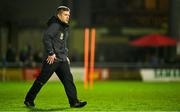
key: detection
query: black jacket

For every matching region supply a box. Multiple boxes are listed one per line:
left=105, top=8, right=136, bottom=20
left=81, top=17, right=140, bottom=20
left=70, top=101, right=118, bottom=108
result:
left=43, top=16, right=69, bottom=61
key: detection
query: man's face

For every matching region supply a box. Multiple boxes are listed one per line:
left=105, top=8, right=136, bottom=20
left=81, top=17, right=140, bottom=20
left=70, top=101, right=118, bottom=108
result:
left=57, top=11, right=70, bottom=24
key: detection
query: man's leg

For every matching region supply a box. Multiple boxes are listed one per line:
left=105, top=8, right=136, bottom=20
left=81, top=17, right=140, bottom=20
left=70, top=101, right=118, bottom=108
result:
left=55, top=61, right=87, bottom=108
left=55, top=61, right=78, bottom=104
left=24, top=61, right=58, bottom=107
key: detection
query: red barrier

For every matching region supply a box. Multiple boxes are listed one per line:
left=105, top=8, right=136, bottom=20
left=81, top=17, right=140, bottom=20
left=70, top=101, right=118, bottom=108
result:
left=22, top=68, right=40, bottom=81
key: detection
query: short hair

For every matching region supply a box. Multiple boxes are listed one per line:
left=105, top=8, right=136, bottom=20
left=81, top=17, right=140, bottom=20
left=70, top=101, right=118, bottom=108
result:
left=56, top=6, right=70, bottom=15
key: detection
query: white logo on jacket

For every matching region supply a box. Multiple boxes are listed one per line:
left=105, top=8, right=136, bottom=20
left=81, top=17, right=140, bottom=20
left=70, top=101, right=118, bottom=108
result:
left=60, top=33, right=64, bottom=40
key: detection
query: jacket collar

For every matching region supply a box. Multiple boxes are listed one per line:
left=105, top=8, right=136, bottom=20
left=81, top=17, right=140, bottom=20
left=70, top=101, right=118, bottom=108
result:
left=47, top=16, right=69, bottom=28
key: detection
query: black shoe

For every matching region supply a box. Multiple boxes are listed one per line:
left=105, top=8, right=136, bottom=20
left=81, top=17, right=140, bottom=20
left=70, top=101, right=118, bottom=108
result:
left=24, top=101, right=35, bottom=108
left=70, top=101, right=87, bottom=108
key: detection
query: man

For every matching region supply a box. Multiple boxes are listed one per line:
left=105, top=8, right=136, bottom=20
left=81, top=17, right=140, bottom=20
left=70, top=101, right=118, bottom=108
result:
left=24, top=6, right=87, bottom=108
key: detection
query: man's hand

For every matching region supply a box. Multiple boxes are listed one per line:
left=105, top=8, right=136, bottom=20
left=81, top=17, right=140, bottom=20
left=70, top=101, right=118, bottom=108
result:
left=46, top=54, right=57, bottom=64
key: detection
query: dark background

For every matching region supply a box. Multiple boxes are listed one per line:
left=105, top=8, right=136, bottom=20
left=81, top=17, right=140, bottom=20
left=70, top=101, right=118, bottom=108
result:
left=0, top=0, right=180, bottom=66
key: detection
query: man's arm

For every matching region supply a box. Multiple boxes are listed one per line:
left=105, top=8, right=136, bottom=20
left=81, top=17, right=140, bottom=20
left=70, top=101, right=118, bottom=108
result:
left=43, top=23, right=59, bottom=64
left=43, top=23, right=59, bottom=55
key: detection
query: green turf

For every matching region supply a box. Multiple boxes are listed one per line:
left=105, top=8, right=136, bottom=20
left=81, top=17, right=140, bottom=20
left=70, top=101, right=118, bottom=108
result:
left=0, top=81, right=180, bottom=111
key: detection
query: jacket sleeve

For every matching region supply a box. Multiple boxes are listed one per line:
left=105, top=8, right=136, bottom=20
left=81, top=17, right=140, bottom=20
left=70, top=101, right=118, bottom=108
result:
left=43, top=23, right=59, bottom=56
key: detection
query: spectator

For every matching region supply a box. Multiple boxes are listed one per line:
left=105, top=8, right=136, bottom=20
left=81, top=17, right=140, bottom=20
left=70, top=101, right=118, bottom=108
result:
left=6, top=44, right=16, bottom=62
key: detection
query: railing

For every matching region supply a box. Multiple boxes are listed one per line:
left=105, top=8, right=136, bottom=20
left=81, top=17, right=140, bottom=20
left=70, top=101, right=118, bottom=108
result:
left=0, top=62, right=180, bottom=69
left=0, top=62, right=179, bottom=81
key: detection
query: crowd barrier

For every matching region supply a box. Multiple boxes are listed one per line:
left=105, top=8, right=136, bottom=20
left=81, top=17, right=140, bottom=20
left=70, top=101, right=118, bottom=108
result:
left=0, top=66, right=109, bottom=81
left=0, top=62, right=180, bottom=82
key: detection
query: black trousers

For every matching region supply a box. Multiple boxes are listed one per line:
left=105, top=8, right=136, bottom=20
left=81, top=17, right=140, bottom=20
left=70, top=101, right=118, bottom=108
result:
left=25, top=60, right=78, bottom=105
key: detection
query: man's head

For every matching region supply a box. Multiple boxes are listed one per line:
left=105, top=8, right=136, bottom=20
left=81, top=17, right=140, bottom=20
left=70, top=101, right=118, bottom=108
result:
left=56, top=6, right=70, bottom=24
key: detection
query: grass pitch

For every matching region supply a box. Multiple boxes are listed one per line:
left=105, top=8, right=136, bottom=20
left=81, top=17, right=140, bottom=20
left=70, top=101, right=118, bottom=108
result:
left=0, top=81, right=180, bottom=111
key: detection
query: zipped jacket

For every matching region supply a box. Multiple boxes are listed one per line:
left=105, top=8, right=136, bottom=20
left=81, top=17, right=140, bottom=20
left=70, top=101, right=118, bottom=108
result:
left=43, top=16, right=69, bottom=61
